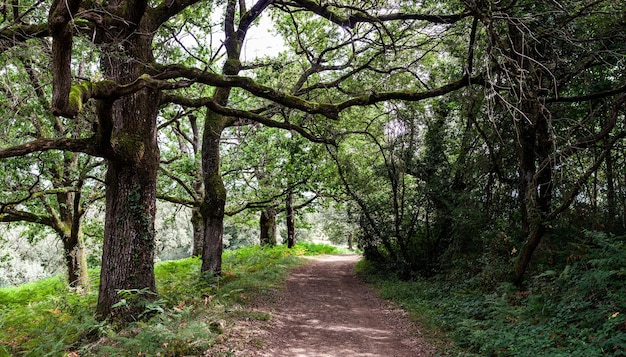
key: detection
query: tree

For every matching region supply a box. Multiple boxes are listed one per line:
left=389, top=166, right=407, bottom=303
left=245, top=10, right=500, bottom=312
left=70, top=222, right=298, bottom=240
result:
left=0, top=33, right=104, bottom=289
left=0, top=0, right=482, bottom=320
left=157, top=109, right=205, bottom=256
left=222, top=125, right=323, bottom=247
left=0, top=154, right=103, bottom=289
left=0, top=0, right=199, bottom=320
left=470, top=0, right=626, bottom=284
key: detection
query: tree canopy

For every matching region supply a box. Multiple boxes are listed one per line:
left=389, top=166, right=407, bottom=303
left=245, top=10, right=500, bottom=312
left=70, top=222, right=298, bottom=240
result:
left=0, top=0, right=624, bottom=323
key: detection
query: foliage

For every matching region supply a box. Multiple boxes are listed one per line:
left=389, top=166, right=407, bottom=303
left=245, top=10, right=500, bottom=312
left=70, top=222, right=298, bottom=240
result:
left=294, top=242, right=348, bottom=255
left=357, top=230, right=626, bottom=356
left=0, top=243, right=337, bottom=355
left=0, top=227, right=66, bottom=286
left=0, top=0, right=625, bottom=339
left=331, top=97, right=486, bottom=278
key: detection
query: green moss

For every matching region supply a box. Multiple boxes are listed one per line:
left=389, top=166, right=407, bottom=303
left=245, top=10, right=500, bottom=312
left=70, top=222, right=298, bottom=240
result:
left=205, top=173, right=226, bottom=199
left=111, top=134, right=145, bottom=161
left=68, top=82, right=91, bottom=114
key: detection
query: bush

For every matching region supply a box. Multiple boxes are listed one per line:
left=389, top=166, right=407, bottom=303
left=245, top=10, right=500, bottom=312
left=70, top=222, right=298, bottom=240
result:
left=357, top=231, right=626, bottom=356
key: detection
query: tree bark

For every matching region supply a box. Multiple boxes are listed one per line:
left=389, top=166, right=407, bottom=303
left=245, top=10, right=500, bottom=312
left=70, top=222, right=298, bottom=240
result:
left=605, top=151, right=617, bottom=232
left=95, top=20, right=160, bottom=320
left=506, top=23, right=554, bottom=286
left=96, top=89, right=160, bottom=320
left=260, top=206, right=277, bottom=246
left=191, top=206, right=204, bottom=257
left=286, top=190, right=295, bottom=248
left=62, top=228, right=88, bottom=288
left=347, top=232, right=353, bottom=250
left=54, top=154, right=89, bottom=288
left=190, top=113, right=205, bottom=257
left=200, top=114, right=226, bottom=275
left=63, top=188, right=88, bottom=289
left=198, top=0, right=270, bottom=275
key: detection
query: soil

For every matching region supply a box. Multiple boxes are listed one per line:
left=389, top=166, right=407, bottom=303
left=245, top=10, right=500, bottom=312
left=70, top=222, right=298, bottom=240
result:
left=209, top=254, right=439, bottom=357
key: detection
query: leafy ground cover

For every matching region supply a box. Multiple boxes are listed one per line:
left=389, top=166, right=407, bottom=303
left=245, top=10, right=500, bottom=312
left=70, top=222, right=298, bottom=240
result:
left=0, top=242, right=344, bottom=356
left=356, top=231, right=626, bottom=356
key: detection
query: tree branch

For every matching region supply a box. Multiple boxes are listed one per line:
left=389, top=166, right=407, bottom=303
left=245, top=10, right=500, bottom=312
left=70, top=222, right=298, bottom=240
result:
left=337, top=74, right=483, bottom=110
left=279, top=0, right=470, bottom=28
left=48, top=0, right=82, bottom=117
left=158, top=64, right=483, bottom=118
left=162, top=93, right=335, bottom=144
left=158, top=166, right=200, bottom=201
left=0, top=137, right=99, bottom=159
left=156, top=64, right=340, bottom=119
left=148, top=0, right=203, bottom=30
left=547, top=82, right=626, bottom=103
left=0, top=23, right=48, bottom=54
left=225, top=179, right=310, bottom=216
left=156, top=194, right=196, bottom=207
left=0, top=208, right=54, bottom=226
left=547, top=131, right=626, bottom=221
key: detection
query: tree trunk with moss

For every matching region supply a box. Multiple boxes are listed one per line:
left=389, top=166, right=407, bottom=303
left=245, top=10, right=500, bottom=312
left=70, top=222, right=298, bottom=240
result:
left=200, top=114, right=227, bottom=275
left=286, top=190, right=296, bottom=248
left=197, top=0, right=271, bottom=276
left=191, top=206, right=204, bottom=257
left=62, top=229, right=88, bottom=288
left=62, top=153, right=89, bottom=288
left=94, top=16, right=160, bottom=320
left=260, top=206, right=277, bottom=246
left=57, top=187, right=89, bottom=288
left=96, top=91, right=160, bottom=320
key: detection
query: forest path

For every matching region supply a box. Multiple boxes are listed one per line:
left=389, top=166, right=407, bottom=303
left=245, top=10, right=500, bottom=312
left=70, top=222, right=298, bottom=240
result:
left=213, top=254, right=437, bottom=356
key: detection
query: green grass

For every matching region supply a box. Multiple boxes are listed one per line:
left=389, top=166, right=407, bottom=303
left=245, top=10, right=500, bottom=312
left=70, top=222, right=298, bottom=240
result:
left=0, top=275, right=67, bottom=305
left=0, top=243, right=338, bottom=356
left=294, top=241, right=353, bottom=255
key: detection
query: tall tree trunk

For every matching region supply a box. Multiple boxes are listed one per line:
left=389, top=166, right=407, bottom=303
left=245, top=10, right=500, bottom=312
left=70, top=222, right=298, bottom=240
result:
left=260, top=206, right=277, bottom=246
left=95, top=25, right=160, bottom=320
left=198, top=0, right=269, bottom=275
left=347, top=232, right=353, bottom=250
left=605, top=151, right=617, bottom=232
left=63, top=231, right=88, bottom=288
left=96, top=87, right=160, bottom=319
left=199, top=1, right=237, bottom=275
left=56, top=167, right=89, bottom=289
left=286, top=190, right=295, bottom=248
left=200, top=115, right=226, bottom=275
left=191, top=206, right=204, bottom=257
left=190, top=113, right=205, bottom=257
left=513, top=120, right=553, bottom=285
left=508, top=24, right=554, bottom=286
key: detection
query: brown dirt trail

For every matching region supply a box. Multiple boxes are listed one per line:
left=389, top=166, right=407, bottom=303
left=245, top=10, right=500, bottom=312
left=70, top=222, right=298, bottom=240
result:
left=212, top=254, right=438, bottom=357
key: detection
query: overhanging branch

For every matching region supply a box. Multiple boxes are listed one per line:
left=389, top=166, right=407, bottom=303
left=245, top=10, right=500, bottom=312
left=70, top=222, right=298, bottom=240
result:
left=159, top=64, right=482, bottom=119
left=337, top=74, right=482, bottom=110
left=547, top=82, right=626, bottom=103
left=279, top=0, right=470, bottom=27
left=156, top=194, right=196, bottom=207
left=156, top=64, right=340, bottom=119
left=162, top=93, right=334, bottom=144
left=0, top=208, right=54, bottom=226
left=0, top=137, right=99, bottom=159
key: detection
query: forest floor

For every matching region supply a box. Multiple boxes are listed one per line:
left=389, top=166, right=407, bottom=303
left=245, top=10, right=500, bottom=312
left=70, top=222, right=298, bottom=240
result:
left=208, top=254, right=439, bottom=356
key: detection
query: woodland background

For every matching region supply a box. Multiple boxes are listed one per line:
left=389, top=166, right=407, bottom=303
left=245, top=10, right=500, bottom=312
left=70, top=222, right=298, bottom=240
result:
left=0, top=0, right=625, bottom=355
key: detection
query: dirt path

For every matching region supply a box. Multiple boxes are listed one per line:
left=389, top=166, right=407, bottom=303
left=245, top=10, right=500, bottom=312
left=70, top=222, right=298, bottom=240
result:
left=214, top=254, right=437, bottom=357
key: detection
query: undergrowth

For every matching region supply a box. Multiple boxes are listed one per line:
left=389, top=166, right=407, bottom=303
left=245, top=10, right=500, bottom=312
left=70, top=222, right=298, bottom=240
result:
left=356, top=230, right=626, bottom=356
left=0, top=243, right=336, bottom=356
